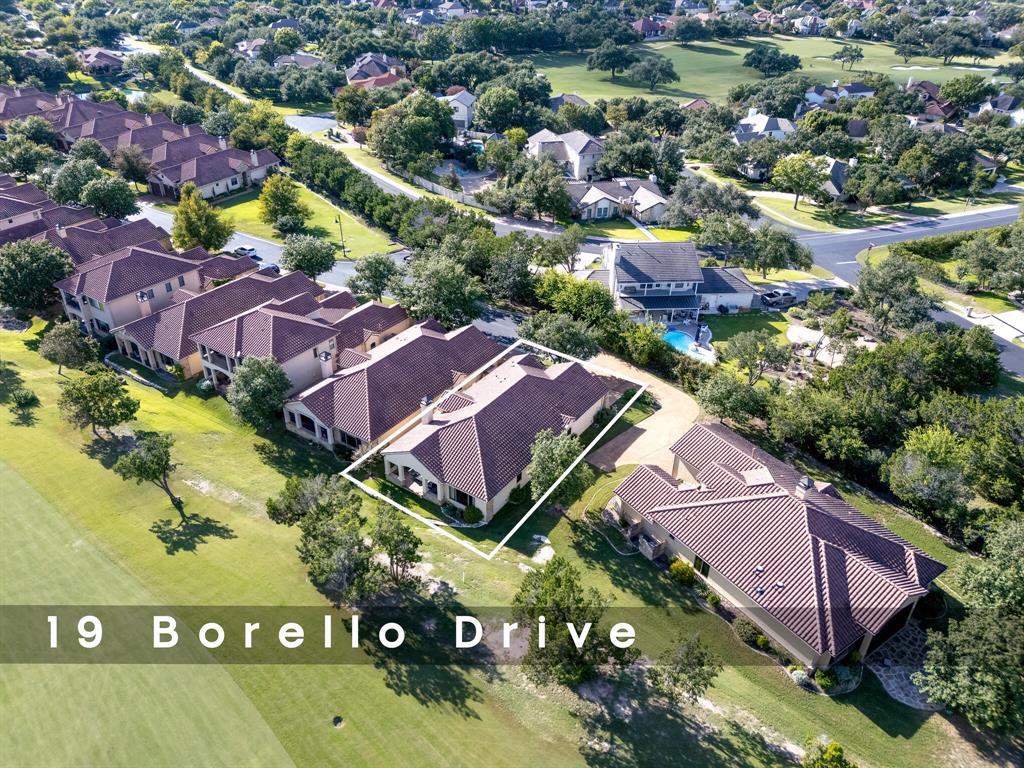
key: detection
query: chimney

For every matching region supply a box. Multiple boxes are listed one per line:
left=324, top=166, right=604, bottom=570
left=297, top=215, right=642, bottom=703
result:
left=136, top=290, right=152, bottom=316
left=420, top=395, right=434, bottom=424
left=795, top=475, right=813, bottom=499
left=55, top=224, right=67, bottom=238
left=218, top=135, right=227, bottom=150
left=145, top=114, right=153, bottom=126
left=183, top=123, right=190, bottom=137
left=250, top=148, right=258, bottom=165
left=318, top=350, right=335, bottom=379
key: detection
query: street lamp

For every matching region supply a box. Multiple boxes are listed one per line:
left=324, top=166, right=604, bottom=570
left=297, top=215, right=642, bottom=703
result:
left=334, top=216, right=349, bottom=258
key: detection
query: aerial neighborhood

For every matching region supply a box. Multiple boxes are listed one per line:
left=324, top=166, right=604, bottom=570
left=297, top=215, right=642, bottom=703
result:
left=0, top=0, right=1021, bottom=764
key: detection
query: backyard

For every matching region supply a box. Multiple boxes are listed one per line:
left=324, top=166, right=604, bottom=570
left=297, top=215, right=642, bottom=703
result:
left=0, top=320, right=1007, bottom=768
left=529, top=36, right=1014, bottom=104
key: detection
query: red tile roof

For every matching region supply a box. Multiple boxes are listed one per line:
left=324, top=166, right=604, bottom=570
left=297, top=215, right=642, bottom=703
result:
left=55, top=246, right=200, bottom=302
left=329, top=301, right=408, bottom=348
left=385, top=354, right=610, bottom=501
left=615, top=422, right=946, bottom=657
left=36, top=219, right=170, bottom=265
left=190, top=300, right=338, bottom=363
left=292, top=321, right=502, bottom=443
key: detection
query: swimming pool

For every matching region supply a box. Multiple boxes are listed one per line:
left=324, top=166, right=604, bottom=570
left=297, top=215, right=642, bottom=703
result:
left=663, top=330, right=696, bottom=352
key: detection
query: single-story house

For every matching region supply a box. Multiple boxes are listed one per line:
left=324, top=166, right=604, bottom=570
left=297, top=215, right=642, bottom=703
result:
left=273, top=52, right=334, bottom=70
left=610, top=422, right=946, bottom=669
left=732, top=111, right=796, bottom=144
left=76, top=47, right=125, bottom=76
left=382, top=354, right=614, bottom=520
left=566, top=177, right=668, bottom=223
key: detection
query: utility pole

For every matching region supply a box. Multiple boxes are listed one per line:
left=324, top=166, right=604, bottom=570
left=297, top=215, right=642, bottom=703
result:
left=334, top=215, right=349, bottom=259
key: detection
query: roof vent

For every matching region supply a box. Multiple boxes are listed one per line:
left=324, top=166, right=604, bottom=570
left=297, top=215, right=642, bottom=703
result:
left=795, top=475, right=813, bottom=499
left=420, top=395, right=432, bottom=407
left=754, top=586, right=765, bottom=596
left=775, top=581, right=785, bottom=590
left=753, top=565, right=765, bottom=574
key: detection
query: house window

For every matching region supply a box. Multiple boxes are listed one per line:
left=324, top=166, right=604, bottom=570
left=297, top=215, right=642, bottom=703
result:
left=287, top=411, right=296, bottom=424
left=165, top=282, right=172, bottom=293
left=178, top=275, right=185, bottom=287
left=694, top=556, right=710, bottom=577
left=451, top=487, right=471, bottom=507
left=299, top=414, right=315, bottom=432
left=319, top=426, right=329, bottom=441
left=146, top=289, right=155, bottom=299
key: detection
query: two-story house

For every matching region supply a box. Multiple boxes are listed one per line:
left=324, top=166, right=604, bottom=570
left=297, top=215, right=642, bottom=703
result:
left=438, top=89, right=476, bottom=129
left=526, top=129, right=604, bottom=180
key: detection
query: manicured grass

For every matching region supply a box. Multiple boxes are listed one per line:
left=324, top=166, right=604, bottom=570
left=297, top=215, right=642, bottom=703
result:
left=530, top=36, right=1013, bottom=104
left=1, top=322, right=1005, bottom=768
left=649, top=226, right=695, bottom=242
left=571, top=218, right=645, bottom=239
left=272, top=100, right=333, bottom=116
left=704, top=311, right=789, bottom=348
left=754, top=196, right=901, bottom=232
left=887, top=189, right=1022, bottom=218
left=742, top=267, right=821, bottom=286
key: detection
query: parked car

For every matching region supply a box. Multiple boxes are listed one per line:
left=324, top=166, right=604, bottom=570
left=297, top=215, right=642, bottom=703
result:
left=760, top=290, right=797, bottom=307
left=234, top=246, right=259, bottom=260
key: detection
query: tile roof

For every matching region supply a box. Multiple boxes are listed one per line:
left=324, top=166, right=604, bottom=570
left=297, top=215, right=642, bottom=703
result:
left=36, top=219, right=170, bottom=265
left=55, top=246, right=200, bottom=301
left=190, top=300, right=338, bottom=363
left=698, top=266, right=756, bottom=294
left=117, top=270, right=322, bottom=361
left=385, top=354, right=610, bottom=501
left=292, top=322, right=502, bottom=443
left=153, top=147, right=280, bottom=188
left=329, top=301, right=408, bottom=347
left=615, top=422, right=946, bottom=657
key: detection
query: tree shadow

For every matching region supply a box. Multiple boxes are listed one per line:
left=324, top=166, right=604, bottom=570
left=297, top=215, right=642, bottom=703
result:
left=576, top=670, right=797, bottom=768
left=833, top=670, right=929, bottom=740
left=81, top=433, right=138, bottom=469
left=685, top=43, right=742, bottom=56
left=253, top=430, right=343, bottom=477
left=149, top=513, right=237, bottom=555
left=0, top=359, right=24, bottom=402
left=9, top=408, right=38, bottom=427
left=22, top=320, right=53, bottom=352
left=945, top=711, right=1024, bottom=766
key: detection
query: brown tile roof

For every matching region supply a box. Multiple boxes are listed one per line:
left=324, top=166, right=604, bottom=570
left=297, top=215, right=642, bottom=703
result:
left=197, top=254, right=258, bottom=285
left=40, top=99, right=123, bottom=131
left=117, top=270, right=323, bottom=361
left=147, top=132, right=223, bottom=166
left=329, top=301, right=408, bottom=347
left=153, top=147, right=280, bottom=188
left=190, top=299, right=338, bottom=362
left=63, top=111, right=169, bottom=143
left=55, top=246, right=200, bottom=301
left=0, top=91, right=61, bottom=120
left=0, top=206, right=97, bottom=246
left=385, top=354, right=610, bottom=501
left=36, top=219, right=170, bottom=265
left=292, top=322, right=502, bottom=443
left=615, top=422, right=946, bottom=657
left=100, top=122, right=197, bottom=153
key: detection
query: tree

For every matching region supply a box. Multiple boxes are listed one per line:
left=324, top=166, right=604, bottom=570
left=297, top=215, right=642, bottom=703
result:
left=368, top=92, right=456, bottom=170
left=7, top=115, right=58, bottom=146
left=843, top=163, right=910, bottom=207
left=0, top=239, right=73, bottom=312
left=854, top=256, right=933, bottom=338
left=831, top=44, right=864, bottom=71
left=0, top=135, right=58, bottom=178
left=725, top=329, right=790, bottom=385
left=68, top=138, right=109, bottom=168
left=48, top=159, right=103, bottom=205
left=257, top=174, right=310, bottom=229
left=171, top=182, right=234, bottom=251
left=519, top=311, right=600, bottom=359
left=334, top=85, right=373, bottom=127
left=885, top=425, right=971, bottom=526
left=280, top=234, right=336, bottom=279
left=474, top=85, right=534, bottom=133
left=226, top=357, right=291, bottom=431
left=772, top=153, right=828, bottom=209
left=672, top=17, right=709, bottom=47
left=347, top=252, right=399, bottom=301
left=266, top=474, right=362, bottom=526
left=649, top=632, right=723, bottom=706
left=512, top=555, right=637, bottom=685
left=274, top=27, right=302, bottom=53
left=528, top=429, right=595, bottom=507
left=803, top=741, right=858, bottom=768
left=627, top=55, right=679, bottom=93
left=58, top=368, right=140, bottom=437
left=80, top=175, right=139, bottom=219
left=745, top=226, right=814, bottom=278
left=373, top=505, right=422, bottom=586
left=537, top=273, right=615, bottom=326
left=482, top=137, right=519, bottom=178
left=694, top=213, right=755, bottom=263
left=662, top=176, right=758, bottom=229
left=113, top=433, right=185, bottom=518
left=396, top=255, right=485, bottom=328
left=111, top=144, right=152, bottom=185
left=743, top=46, right=802, bottom=78
left=39, top=320, right=99, bottom=375
left=297, top=494, right=377, bottom=597
left=535, top=224, right=585, bottom=273
left=484, top=234, right=536, bottom=304
left=939, top=73, right=998, bottom=109
left=586, top=41, right=639, bottom=80
left=170, top=101, right=205, bottom=126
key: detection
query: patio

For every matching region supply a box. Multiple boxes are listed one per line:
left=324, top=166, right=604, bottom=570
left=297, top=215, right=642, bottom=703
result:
left=865, top=622, right=942, bottom=711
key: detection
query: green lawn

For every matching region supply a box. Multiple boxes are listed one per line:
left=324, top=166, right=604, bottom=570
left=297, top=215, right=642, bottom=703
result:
left=571, top=218, right=645, bottom=239
left=649, top=226, right=695, bottom=242
left=163, top=183, right=397, bottom=259
left=886, top=190, right=1022, bottom=218
left=704, top=311, right=789, bottom=348
left=742, top=267, right=823, bottom=286
left=754, top=196, right=902, bottom=232
left=530, top=36, right=1013, bottom=104
left=0, top=320, right=1005, bottom=768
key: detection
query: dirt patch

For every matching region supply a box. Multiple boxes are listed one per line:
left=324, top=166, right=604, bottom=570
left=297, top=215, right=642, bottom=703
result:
left=182, top=476, right=261, bottom=513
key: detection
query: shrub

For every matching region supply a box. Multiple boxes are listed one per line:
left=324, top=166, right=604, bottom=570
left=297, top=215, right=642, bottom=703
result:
left=462, top=505, right=483, bottom=524
left=805, top=318, right=821, bottom=330
left=11, top=387, right=38, bottom=409
left=848, top=650, right=861, bottom=665
left=669, top=559, right=695, bottom=586
left=675, top=354, right=713, bottom=394
left=755, top=634, right=772, bottom=652
left=706, top=591, right=721, bottom=608
left=815, top=668, right=839, bottom=690
left=733, top=617, right=760, bottom=646
left=792, top=669, right=811, bottom=688
left=274, top=214, right=306, bottom=234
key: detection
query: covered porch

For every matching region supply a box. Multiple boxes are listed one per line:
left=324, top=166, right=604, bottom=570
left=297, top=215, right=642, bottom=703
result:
left=621, top=293, right=700, bottom=324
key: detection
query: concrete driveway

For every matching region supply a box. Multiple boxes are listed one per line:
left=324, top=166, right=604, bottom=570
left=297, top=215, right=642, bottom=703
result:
left=587, top=353, right=700, bottom=473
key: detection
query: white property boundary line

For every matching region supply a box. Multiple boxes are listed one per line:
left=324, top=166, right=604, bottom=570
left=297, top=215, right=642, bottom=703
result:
left=341, top=338, right=647, bottom=561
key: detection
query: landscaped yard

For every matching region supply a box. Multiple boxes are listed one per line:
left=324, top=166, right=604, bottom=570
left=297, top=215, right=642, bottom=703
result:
left=741, top=266, right=833, bottom=286
left=159, top=182, right=397, bottom=259
left=571, top=218, right=645, bottom=240
left=529, top=36, right=1014, bottom=104
left=753, top=196, right=902, bottom=232
left=0, top=320, right=1006, bottom=768
left=649, top=226, right=695, bottom=242
left=885, top=189, right=1022, bottom=218
left=704, top=311, right=789, bottom=348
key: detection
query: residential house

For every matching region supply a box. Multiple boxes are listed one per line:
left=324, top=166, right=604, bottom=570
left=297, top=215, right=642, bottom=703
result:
left=404, top=9, right=444, bottom=26
left=548, top=93, right=589, bottom=113
left=804, top=80, right=875, bottom=106
left=382, top=354, right=614, bottom=520
left=526, top=129, right=604, bottom=180
left=732, top=110, right=796, bottom=143
left=820, top=156, right=853, bottom=201
left=147, top=144, right=280, bottom=199
left=566, top=177, right=668, bottom=223
left=438, top=89, right=476, bottom=129
left=114, top=270, right=324, bottom=375
left=592, top=241, right=757, bottom=322
left=235, top=39, right=267, bottom=60
left=682, top=98, right=712, bottom=112
left=36, top=218, right=171, bottom=266
left=345, top=52, right=406, bottom=85
left=191, top=292, right=356, bottom=393
left=633, top=17, right=666, bottom=38
left=273, top=52, right=334, bottom=70
left=435, top=0, right=466, bottom=18
left=0, top=86, right=60, bottom=122
left=284, top=321, right=502, bottom=451
left=610, top=422, right=946, bottom=669
left=56, top=245, right=205, bottom=336
left=347, top=73, right=404, bottom=91
left=968, top=94, right=1024, bottom=127
left=677, top=0, right=709, bottom=14
left=269, top=18, right=300, bottom=30
left=76, top=47, right=124, bottom=76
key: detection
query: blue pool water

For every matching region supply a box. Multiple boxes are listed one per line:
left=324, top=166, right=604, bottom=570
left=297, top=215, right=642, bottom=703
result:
left=663, top=330, right=696, bottom=352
